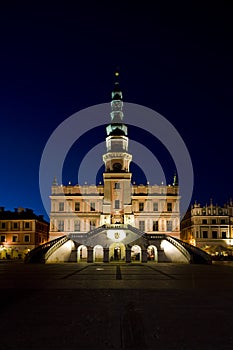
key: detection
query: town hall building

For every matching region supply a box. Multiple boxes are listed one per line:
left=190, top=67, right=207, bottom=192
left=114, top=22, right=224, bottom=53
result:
left=26, top=74, right=211, bottom=264
left=50, top=75, right=180, bottom=239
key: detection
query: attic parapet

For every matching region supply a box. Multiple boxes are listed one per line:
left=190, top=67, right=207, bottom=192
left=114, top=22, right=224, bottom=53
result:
left=51, top=184, right=104, bottom=195
left=132, top=184, right=179, bottom=195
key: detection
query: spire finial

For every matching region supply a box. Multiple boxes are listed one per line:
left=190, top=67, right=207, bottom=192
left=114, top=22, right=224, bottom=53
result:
left=111, top=68, right=122, bottom=101
left=114, top=69, right=120, bottom=86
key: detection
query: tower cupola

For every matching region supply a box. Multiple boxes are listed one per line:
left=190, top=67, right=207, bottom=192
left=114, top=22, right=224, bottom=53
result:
left=103, top=71, right=132, bottom=173
left=106, top=71, right=128, bottom=137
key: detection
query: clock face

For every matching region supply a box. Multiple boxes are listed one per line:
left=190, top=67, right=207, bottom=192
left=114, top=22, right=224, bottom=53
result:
left=113, top=162, right=122, bottom=171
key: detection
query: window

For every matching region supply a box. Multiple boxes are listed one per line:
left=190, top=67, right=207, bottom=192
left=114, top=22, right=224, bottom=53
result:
left=75, top=202, right=80, bottom=212
left=222, top=232, right=227, bottom=239
left=24, top=235, right=30, bottom=243
left=74, top=220, right=80, bottom=232
left=1, top=222, right=6, bottom=229
left=153, top=221, right=158, bottom=231
left=114, top=182, right=120, bottom=189
left=24, top=222, right=30, bottom=229
left=0, top=235, right=6, bottom=242
left=59, top=202, right=64, bottom=211
left=166, top=220, right=172, bottom=231
left=58, top=220, right=64, bottom=231
left=212, top=219, right=216, bottom=224
left=90, top=202, right=95, bottom=211
left=115, top=200, right=120, bottom=209
left=12, top=235, right=18, bottom=242
left=153, top=202, right=158, bottom=212
left=167, top=203, right=172, bottom=212
left=90, top=220, right=96, bottom=230
left=202, top=219, right=207, bottom=224
left=139, top=221, right=145, bottom=231
left=220, top=219, right=225, bottom=224
left=12, top=222, right=19, bottom=230
left=203, top=231, right=208, bottom=238
left=212, top=231, right=217, bottom=239
left=139, top=202, right=144, bottom=212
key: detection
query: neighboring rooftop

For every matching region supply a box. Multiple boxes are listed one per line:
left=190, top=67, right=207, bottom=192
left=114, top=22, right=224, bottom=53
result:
left=0, top=207, right=49, bottom=223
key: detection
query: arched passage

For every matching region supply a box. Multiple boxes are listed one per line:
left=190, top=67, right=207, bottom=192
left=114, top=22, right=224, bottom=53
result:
left=131, top=245, right=141, bottom=262
left=147, top=245, right=158, bottom=262
left=109, top=243, right=126, bottom=261
left=77, top=245, right=88, bottom=262
left=93, top=245, right=103, bottom=262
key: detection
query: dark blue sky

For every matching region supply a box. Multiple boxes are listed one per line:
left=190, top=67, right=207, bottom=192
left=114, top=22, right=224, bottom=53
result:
left=0, top=1, right=232, bottom=221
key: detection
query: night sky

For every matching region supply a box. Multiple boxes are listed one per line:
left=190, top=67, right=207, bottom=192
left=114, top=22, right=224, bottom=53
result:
left=0, top=1, right=232, bottom=221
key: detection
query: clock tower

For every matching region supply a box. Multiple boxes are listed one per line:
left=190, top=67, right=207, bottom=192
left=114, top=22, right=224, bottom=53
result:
left=102, top=72, right=133, bottom=225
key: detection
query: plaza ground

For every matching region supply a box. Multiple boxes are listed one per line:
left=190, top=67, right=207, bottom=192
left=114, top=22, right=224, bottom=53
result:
left=0, top=261, right=233, bottom=349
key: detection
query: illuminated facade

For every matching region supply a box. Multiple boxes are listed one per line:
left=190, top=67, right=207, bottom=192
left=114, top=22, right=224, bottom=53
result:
left=43, top=75, right=205, bottom=264
left=50, top=77, right=180, bottom=244
left=0, top=207, right=49, bottom=259
left=180, top=201, right=233, bottom=250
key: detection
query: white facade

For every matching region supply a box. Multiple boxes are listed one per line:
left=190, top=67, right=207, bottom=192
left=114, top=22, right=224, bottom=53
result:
left=49, top=77, right=180, bottom=240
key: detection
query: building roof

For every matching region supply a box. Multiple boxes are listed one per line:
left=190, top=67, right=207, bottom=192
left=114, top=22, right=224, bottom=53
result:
left=0, top=207, right=49, bottom=224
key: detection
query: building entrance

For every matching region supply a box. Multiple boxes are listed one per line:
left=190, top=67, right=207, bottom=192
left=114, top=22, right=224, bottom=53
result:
left=109, top=243, right=125, bottom=261
left=114, top=246, right=121, bottom=260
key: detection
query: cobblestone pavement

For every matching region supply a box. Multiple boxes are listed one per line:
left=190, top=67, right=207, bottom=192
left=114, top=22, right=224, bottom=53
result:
left=0, top=261, right=233, bottom=349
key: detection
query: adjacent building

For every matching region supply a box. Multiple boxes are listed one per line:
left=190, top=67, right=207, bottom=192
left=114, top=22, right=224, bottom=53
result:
left=180, top=200, right=233, bottom=254
left=0, top=207, right=49, bottom=259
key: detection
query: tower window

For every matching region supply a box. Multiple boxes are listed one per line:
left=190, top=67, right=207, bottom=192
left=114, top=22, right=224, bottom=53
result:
left=139, top=203, right=144, bottom=212
left=115, top=200, right=120, bottom=209
left=113, top=162, right=122, bottom=171
left=167, top=203, right=172, bottom=212
left=114, top=182, right=120, bottom=189
left=59, top=202, right=64, bottom=211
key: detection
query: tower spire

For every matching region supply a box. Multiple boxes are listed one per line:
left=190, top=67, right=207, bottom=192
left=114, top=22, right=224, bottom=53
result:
left=111, top=70, right=122, bottom=101
left=106, top=70, right=127, bottom=136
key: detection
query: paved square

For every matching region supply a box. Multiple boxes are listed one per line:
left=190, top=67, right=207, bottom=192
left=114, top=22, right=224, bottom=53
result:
left=0, top=261, right=233, bottom=349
